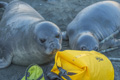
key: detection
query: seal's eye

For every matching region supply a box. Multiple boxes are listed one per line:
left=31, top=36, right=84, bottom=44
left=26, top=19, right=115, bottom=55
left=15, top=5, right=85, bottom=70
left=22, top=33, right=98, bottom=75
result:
left=55, top=34, right=60, bottom=38
left=40, top=39, right=46, bottom=43
left=80, top=46, right=87, bottom=50
left=94, top=46, right=98, bottom=51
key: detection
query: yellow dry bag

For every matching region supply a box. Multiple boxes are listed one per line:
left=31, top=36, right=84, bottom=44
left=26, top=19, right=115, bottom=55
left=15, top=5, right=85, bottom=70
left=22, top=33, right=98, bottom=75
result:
left=51, top=50, right=114, bottom=80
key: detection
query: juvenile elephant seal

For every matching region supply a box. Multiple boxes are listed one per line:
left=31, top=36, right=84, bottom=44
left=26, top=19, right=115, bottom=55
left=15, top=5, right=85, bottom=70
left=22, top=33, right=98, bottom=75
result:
left=0, top=1, right=62, bottom=68
left=63, top=1, right=120, bottom=51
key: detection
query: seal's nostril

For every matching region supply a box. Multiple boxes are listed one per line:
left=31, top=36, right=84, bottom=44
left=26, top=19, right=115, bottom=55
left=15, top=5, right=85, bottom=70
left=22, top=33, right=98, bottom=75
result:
left=55, top=34, right=60, bottom=38
left=94, top=47, right=98, bottom=51
left=80, top=46, right=87, bottom=50
left=39, top=39, right=46, bottom=43
left=50, top=43, right=55, bottom=49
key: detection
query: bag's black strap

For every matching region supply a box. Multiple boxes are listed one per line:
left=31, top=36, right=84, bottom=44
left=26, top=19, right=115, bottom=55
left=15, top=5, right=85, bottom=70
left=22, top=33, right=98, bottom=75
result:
left=37, top=73, right=44, bottom=80
left=57, top=66, right=72, bottom=80
left=47, top=72, right=63, bottom=80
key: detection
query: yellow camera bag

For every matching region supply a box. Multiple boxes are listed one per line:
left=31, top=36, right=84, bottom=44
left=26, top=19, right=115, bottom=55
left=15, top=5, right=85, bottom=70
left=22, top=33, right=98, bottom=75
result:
left=51, top=50, right=114, bottom=80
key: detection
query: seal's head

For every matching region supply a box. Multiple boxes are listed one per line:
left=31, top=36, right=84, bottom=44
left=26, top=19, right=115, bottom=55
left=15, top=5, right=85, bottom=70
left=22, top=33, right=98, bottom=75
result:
left=73, top=32, right=99, bottom=51
left=34, top=21, right=62, bottom=55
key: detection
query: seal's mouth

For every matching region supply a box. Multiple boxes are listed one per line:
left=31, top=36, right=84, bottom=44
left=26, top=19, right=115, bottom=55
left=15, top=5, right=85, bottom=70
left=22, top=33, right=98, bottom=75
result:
left=45, top=49, right=59, bottom=56
left=49, top=49, right=58, bottom=55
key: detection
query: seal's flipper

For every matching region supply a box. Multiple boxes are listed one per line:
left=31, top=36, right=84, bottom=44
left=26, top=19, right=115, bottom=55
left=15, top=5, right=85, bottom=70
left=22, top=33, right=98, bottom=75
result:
left=112, top=39, right=120, bottom=47
left=100, top=38, right=120, bottom=50
left=62, top=31, right=69, bottom=41
left=0, top=47, right=13, bottom=68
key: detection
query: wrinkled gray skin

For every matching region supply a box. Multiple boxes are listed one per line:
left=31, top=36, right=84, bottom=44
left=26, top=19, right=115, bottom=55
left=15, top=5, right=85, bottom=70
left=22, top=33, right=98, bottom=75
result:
left=0, top=1, right=62, bottom=68
left=63, top=1, right=120, bottom=51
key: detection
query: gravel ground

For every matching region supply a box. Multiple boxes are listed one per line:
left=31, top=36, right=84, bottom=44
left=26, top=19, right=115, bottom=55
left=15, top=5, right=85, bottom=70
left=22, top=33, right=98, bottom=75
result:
left=0, top=0, right=120, bottom=80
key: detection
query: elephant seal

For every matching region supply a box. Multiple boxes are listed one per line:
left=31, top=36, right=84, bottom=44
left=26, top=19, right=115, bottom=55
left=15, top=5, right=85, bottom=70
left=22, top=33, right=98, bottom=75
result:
left=0, top=1, right=62, bottom=68
left=63, top=1, right=120, bottom=51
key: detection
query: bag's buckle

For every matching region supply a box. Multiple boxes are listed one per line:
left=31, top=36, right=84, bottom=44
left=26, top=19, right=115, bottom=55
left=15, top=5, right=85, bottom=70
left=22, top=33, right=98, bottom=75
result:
left=59, top=67, right=67, bottom=76
left=57, top=66, right=71, bottom=80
